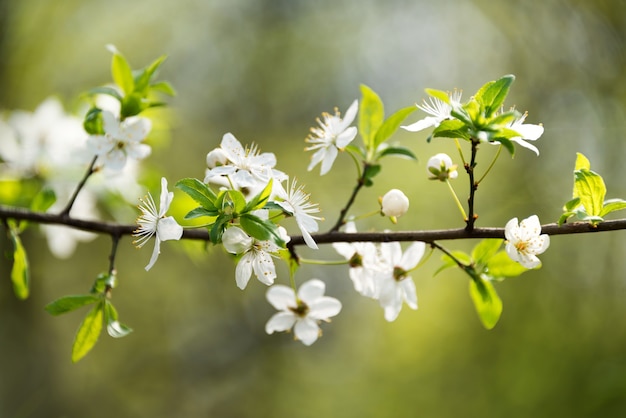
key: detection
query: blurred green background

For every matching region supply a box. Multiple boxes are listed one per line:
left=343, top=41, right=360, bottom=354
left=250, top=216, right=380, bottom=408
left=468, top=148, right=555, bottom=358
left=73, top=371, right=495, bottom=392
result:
left=1, top=0, right=626, bottom=416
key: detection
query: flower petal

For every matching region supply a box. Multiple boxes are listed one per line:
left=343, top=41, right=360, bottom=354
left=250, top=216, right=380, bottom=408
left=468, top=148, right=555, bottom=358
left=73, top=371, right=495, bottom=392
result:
left=400, top=278, right=418, bottom=310
left=399, top=241, right=425, bottom=270
left=156, top=216, right=183, bottom=242
left=297, top=279, right=326, bottom=304
left=319, top=144, right=338, bottom=175
left=265, top=312, right=296, bottom=334
left=145, top=237, right=161, bottom=271
left=294, top=318, right=320, bottom=346
left=235, top=252, right=254, bottom=289
left=308, top=296, right=342, bottom=320
left=266, top=284, right=296, bottom=310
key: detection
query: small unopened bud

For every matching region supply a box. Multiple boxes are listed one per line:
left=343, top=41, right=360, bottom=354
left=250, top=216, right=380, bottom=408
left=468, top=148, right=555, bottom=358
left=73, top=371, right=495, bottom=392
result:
left=427, top=153, right=458, bottom=181
left=381, top=189, right=410, bottom=219
left=206, top=148, right=228, bottom=168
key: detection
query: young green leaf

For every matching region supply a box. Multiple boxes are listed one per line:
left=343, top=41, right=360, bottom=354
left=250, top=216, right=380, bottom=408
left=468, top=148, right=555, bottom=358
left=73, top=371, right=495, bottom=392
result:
left=376, top=145, right=418, bottom=161
left=434, top=250, right=471, bottom=276
left=150, top=81, right=177, bottom=96
left=30, top=187, right=56, bottom=213
left=176, top=178, right=218, bottom=211
left=476, top=74, right=515, bottom=118
left=244, top=179, right=273, bottom=213
left=72, top=301, right=104, bottom=363
left=8, top=223, right=29, bottom=300
left=226, top=189, right=247, bottom=214
left=362, top=163, right=381, bottom=187
left=240, top=214, right=285, bottom=247
left=485, top=251, right=528, bottom=281
left=424, top=88, right=450, bottom=104
left=184, top=207, right=218, bottom=219
left=105, top=301, right=133, bottom=338
left=574, top=169, right=606, bottom=217
left=373, top=106, right=417, bottom=148
left=109, top=47, right=134, bottom=96
left=45, top=295, right=101, bottom=316
left=431, top=119, right=470, bottom=141
left=134, top=55, right=167, bottom=95
left=600, top=199, right=626, bottom=217
left=469, top=276, right=503, bottom=330
left=471, top=239, right=502, bottom=267
left=359, top=84, right=384, bottom=150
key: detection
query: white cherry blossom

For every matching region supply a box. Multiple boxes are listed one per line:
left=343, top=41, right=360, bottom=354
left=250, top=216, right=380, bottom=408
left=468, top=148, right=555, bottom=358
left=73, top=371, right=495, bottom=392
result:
left=204, top=133, right=286, bottom=194
left=274, top=178, right=322, bottom=249
left=222, top=226, right=285, bottom=289
left=265, top=279, right=342, bottom=346
left=505, top=215, right=550, bottom=269
left=506, top=112, right=544, bottom=155
left=133, top=177, right=183, bottom=271
left=86, top=110, right=152, bottom=171
left=376, top=241, right=425, bottom=322
left=402, top=90, right=462, bottom=133
left=305, top=100, right=358, bottom=175
left=332, top=222, right=379, bottom=298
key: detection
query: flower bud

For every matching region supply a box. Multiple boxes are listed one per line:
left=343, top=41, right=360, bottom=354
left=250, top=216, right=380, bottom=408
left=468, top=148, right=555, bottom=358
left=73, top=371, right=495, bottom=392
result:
left=206, top=148, right=228, bottom=168
left=427, top=153, right=458, bottom=181
left=381, top=189, right=409, bottom=218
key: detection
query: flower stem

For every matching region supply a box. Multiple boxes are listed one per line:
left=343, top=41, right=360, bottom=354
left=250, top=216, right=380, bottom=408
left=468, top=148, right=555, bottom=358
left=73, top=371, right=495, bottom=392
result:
left=298, top=258, right=349, bottom=266
left=60, top=156, right=98, bottom=217
left=330, top=161, right=369, bottom=232
left=465, top=139, right=479, bottom=232
left=454, top=138, right=467, bottom=166
left=445, top=179, right=468, bottom=221
left=476, top=144, right=502, bottom=185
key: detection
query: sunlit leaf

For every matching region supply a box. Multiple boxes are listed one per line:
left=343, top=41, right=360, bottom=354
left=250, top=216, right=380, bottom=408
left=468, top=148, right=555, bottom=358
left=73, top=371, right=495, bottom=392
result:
left=469, top=276, right=502, bottom=330
left=574, top=169, right=606, bottom=217
left=8, top=223, right=29, bottom=300
left=110, top=47, right=134, bottom=96
left=240, top=214, right=285, bottom=247
left=424, top=88, right=450, bottom=104
left=376, top=145, right=418, bottom=161
left=471, top=239, right=502, bottom=267
left=72, top=302, right=104, bottom=363
left=359, top=84, right=384, bottom=150
left=600, top=199, right=626, bottom=217
left=176, top=178, right=218, bottom=211
left=105, top=301, right=133, bottom=338
left=373, top=106, right=417, bottom=147
left=44, top=295, right=101, bottom=316
left=486, top=251, right=528, bottom=280
left=476, top=74, right=515, bottom=118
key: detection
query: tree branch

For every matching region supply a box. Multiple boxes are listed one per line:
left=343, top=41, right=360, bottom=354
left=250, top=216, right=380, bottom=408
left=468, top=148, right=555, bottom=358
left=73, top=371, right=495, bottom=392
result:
left=3, top=204, right=625, bottom=249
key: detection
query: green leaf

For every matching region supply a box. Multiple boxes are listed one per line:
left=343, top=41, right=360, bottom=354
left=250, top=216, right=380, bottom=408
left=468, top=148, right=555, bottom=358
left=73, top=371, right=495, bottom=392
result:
left=90, top=272, right=117, bottom=294
left=492, top=136, right=515, bottom=156
left=359, top=84, right=384, bottom=150
left=134, top=55, right=167, bottom=95
left=176, top=178, right=218, bottom=211
left=209, top=214, right=232, bottom=244
left=376, top=145, right=418, bottom=161
left=600, top=199, right=626, bottom=217
left=9, top=224, right=29, bottom=300
left=83, top=107, right=104, bottom=135
left=244, top=179, right=273, bottom=213
left=105, top=301, right=133, bottom=338
left=434, top=251, right=471, bottom=276
left=574, top=152, right=591, bottom=171
left=150, top=81, right=177, bottom=96
left=563, top=197, right=581, bottom=212
left=362, top=163, right=381, bottom=187
left=558, top=212, right=574, bottom=226
left=226, top=189, right=247, bottom=214
left=31, top=187, right=56, bottom=213
left=476, top=74, right=515, bottom=118
left=486, top=251, right=528, bottom=280
left=471, top=239, right=502, bottom=266
left=72, top=301, right=104, bottom=363
left=110, top=47, right=134, bottom=96
left=86, top=86, right=123, bottom=101
left=574, top=169, right=606, bottom=217
left=373, top=106, right=417, bottom=147
left=424, top=88, right=450, bottom=104
left=240, top=214, right=286, bottom=247
left=45, top=295, right=101, bottom=316
left=431, top=119, right=470, bottom=140
left=469, top=276, right=503, bottom=330
left=184, top=207, right=218, bottom=219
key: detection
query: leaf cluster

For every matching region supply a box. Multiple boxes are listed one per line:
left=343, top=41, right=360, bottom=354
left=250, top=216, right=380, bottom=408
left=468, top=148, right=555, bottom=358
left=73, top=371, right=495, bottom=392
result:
left=559, top=153, right=626, bottom=226
left=429, top=75, right=524, bottom=155
left=176, top=178, right=286, bottom=247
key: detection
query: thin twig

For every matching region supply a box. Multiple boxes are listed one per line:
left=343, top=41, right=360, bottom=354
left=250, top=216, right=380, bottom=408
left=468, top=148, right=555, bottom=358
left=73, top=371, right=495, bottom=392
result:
left=329, top=162, right=369, bottom=232
left=59, top=156, right=98, bottom=217
left=465, top=139, right=479, bottom=231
